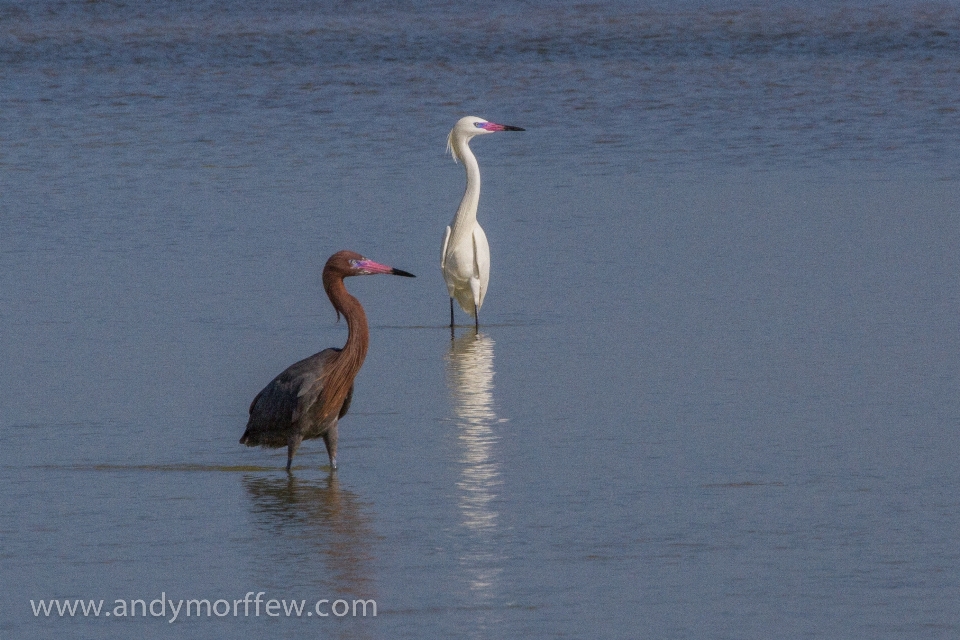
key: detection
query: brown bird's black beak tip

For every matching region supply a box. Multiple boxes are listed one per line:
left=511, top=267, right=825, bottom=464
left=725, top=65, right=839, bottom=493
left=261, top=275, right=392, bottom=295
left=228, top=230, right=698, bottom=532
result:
left=504, top=125, right=525, bottom=131
left=391, top=268, right=416, bottom=278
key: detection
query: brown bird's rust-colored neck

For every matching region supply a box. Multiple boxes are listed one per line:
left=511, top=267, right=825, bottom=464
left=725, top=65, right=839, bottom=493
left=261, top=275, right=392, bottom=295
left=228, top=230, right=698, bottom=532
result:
left=318, top=271, right=370, bottom=422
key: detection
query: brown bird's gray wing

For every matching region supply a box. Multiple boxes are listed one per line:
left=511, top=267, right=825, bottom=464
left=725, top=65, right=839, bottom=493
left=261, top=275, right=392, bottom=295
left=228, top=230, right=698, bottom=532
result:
left=240, top=348, right=340, bottom=448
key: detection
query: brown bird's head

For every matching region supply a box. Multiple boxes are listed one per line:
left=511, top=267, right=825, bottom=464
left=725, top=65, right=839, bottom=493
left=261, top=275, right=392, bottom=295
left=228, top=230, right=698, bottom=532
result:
left=322, top=251, right=415, bottom=322
left=324, top=250, right=416, bottom=279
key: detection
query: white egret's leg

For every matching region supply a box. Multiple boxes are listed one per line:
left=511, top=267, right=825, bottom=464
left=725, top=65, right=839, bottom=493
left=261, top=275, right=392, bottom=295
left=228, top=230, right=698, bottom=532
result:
left=450, top=298, right=456, bottom=335
left=469, top=276, right=482, bottom=333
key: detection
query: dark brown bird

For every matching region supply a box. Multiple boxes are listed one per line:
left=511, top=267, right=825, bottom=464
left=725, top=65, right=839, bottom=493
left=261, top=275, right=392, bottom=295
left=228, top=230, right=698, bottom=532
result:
left=240, top=250, right=415, bottom=472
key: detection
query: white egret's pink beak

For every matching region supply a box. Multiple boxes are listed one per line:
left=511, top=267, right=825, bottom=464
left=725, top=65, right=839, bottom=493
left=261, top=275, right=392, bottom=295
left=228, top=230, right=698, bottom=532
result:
left=478, top=121, right=525, bottom=132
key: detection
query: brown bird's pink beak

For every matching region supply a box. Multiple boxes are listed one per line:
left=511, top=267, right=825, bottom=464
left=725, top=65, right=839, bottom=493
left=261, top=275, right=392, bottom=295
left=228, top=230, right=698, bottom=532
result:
left=352, top=259, right=416, bottom=278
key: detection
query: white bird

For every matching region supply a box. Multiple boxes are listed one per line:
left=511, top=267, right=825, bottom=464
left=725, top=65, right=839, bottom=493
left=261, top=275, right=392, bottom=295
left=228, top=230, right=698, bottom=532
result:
left=441, top=116, right=524, bottom=333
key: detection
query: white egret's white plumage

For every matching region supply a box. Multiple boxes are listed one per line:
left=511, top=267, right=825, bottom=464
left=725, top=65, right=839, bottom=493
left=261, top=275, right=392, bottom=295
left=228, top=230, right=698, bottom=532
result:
left=441, top=116, right=524, bottom=332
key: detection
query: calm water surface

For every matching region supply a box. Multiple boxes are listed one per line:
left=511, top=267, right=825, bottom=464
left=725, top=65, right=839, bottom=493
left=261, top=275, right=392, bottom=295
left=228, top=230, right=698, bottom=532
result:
left=2, top=1, right=960, bottom=638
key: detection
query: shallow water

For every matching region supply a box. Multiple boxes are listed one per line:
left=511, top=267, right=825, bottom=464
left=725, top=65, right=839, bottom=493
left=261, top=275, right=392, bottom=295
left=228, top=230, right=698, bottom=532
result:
left=3, top=1, right=960, bottom=638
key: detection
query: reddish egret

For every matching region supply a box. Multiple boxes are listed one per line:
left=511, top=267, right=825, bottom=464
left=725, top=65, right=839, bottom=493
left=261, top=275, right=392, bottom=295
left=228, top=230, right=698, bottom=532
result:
left=240, top=250, right=415, bottom=472
left=441, top=116, right=524, bottom=333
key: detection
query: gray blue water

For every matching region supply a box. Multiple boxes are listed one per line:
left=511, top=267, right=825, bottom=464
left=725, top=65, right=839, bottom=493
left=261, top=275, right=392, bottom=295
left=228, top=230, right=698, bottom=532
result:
left=3, top=1, right=960, bottom=637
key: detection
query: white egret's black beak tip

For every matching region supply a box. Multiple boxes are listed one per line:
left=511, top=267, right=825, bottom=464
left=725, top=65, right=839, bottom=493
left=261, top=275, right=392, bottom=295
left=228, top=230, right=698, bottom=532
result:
left=503, top=125, right=525, bottom=132
left=391, top=268, right=416, bottom=278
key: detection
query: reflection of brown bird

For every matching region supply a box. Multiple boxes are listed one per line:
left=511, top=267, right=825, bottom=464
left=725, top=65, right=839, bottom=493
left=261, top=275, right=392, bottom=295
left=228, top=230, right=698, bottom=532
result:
left=243, top=474, right=377, bottom=600
left=240, top=251, right=415, bottom=472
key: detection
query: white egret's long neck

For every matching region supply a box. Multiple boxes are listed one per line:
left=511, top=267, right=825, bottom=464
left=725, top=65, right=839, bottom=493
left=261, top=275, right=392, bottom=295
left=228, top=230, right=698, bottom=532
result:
left=449, top=135, right=481, bottom=241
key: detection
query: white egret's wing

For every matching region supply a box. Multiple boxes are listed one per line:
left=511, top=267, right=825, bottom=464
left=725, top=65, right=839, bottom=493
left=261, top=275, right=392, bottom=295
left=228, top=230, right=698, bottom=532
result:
left=440, top=225, right=451, bottom=270
left=472, top=225, right=490, bottom=309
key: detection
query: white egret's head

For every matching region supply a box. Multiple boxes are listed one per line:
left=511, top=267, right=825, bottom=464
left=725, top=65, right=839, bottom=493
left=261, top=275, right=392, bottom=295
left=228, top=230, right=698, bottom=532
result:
left=446, top=116, right=524, bottom=163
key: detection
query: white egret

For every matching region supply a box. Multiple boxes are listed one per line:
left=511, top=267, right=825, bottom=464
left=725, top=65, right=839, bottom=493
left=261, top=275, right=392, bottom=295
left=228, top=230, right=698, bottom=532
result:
left=441, top=116, right=524, bottom=333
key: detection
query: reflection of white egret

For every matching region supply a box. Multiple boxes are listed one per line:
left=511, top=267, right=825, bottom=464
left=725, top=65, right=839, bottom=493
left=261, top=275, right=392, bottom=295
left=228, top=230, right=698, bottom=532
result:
left=446, top=333, right=504, bottom=596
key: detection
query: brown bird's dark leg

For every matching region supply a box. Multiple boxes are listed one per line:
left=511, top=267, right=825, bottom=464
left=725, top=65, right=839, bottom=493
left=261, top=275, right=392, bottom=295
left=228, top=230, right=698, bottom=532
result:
left=322, top=425, right=339, bottom=472
left=286, top=434, right=303, bottom=473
